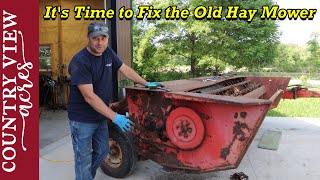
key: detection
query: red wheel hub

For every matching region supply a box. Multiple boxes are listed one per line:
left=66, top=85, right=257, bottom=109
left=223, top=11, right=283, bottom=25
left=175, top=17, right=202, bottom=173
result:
left=166, top=107, right=205, bottom=150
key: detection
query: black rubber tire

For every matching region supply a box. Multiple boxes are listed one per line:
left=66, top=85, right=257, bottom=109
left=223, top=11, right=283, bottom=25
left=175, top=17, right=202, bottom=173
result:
left=100, top=124, right=137, bottom=178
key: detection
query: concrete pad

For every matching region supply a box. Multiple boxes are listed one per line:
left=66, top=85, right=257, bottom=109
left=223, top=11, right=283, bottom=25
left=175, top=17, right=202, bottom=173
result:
left=289, top=79, right=302, bottom=85
left=40, top=110, right=70, bottom=148
left=307, top=80, right=320, bottom=86
left=40, top=117, right=320, bottom=180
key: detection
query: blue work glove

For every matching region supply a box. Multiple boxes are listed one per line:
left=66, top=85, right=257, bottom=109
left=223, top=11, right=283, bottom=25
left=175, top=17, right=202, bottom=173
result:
left=145, top=82, right=161, bottom=89
left=113, top=113, right=134, bottom=132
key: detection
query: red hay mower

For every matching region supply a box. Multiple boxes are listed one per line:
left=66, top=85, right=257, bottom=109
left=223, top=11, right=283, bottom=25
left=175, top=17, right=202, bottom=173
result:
left=100, top=75, right=320, bottom=178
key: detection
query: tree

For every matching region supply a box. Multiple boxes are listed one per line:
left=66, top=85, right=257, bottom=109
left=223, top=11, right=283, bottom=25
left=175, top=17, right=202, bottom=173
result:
left=305, top=32, right=320, bottom=75
left=133, top=0, right=280, bottom=78
left=271, top=44, right=308, bottom=72
left=145, top=0, right=217, bottom=77
left=211, top=0, right=280, bottom=70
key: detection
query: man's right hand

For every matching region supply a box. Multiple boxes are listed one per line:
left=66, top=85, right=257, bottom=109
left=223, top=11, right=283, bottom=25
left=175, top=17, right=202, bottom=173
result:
left=113, top=113, right=134, bottom=132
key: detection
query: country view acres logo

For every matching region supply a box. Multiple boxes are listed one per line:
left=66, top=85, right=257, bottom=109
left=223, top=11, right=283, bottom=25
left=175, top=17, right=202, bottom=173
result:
left=1, top=10, right=34, bottom=173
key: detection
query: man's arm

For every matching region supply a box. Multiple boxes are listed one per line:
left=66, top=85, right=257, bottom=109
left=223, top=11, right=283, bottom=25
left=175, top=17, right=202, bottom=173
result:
left=119, top=64, right=147, bottom=86
left=78, top=83, right=134, bottom=131
left=78, top=84, right=116, bottom=120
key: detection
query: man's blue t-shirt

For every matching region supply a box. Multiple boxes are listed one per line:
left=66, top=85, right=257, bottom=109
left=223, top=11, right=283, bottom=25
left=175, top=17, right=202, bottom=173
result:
left=68, top=47, right=123, bottom=123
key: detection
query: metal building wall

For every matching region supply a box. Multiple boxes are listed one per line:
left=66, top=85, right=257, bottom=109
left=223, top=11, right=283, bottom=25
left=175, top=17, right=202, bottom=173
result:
left=39, top=0, right=105, bottom=79
left=39, top=0, right=133, bottom=105
left=116, top=0, right=133, bottom=79
left=39, top=0, right=133, bottom=79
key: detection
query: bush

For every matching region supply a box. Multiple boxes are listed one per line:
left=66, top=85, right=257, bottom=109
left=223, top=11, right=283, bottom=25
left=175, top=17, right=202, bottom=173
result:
left=153, top=70, right=191, bottom=82
left=299, top=75, right=309, bottom=85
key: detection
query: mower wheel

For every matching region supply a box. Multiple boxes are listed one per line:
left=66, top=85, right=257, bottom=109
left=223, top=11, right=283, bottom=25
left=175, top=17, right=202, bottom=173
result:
left=100, top=124, right=137, bottom=178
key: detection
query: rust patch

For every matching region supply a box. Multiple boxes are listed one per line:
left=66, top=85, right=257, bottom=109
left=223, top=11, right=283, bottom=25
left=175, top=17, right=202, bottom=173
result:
left=110, top=97, right=128, bottom=113
left=233, top=121, right=249, bottom=136
left=221, top=121, right=250, bottom=159
left=198, top=111, right=210, bottom=121
left=129, top=91, right=177, bottom=161
left=131, top=113, right=137, bottom=122
left=163, top=98, right=172, bottom=107
left=239, top=136, right=246, bottom=142
left=234, top=112, right=238, bottom=119
left=144, top=115, right=156, bottom=131
left=240, top=112, right=247, bottom=118
left=131, top=94, right=138, bottom=103
left=220, top=147, right=230, bottom=159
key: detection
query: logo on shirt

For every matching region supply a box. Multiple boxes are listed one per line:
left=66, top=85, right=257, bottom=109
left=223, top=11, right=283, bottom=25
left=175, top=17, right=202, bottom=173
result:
left=105, top=63, right=112, bottom=67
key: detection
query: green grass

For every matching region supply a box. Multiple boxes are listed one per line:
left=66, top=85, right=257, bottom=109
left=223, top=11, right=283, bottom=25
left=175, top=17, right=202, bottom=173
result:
left=268, top=98, right=320, bottom=117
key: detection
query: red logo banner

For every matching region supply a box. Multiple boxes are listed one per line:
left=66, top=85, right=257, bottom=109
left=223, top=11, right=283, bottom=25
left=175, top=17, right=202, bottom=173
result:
left=1, top=1, right=39, bottom=179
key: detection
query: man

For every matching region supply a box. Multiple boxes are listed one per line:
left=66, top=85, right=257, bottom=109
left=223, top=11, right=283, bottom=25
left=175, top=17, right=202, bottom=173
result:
left=68, top=22, right=159, bottom=180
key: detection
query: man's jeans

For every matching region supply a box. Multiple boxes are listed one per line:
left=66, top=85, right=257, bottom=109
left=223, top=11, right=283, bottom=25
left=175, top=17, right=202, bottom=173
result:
left=69, top=120, right=109, bottom=180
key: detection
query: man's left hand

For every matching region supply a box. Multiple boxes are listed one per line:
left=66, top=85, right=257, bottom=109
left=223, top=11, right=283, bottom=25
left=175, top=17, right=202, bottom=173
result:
left=145, top=82, right=161, bottom=89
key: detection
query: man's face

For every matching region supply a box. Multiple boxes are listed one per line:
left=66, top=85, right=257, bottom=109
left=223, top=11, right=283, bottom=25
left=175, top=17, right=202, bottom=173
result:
left=87, top=35, right=108, bottom=56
